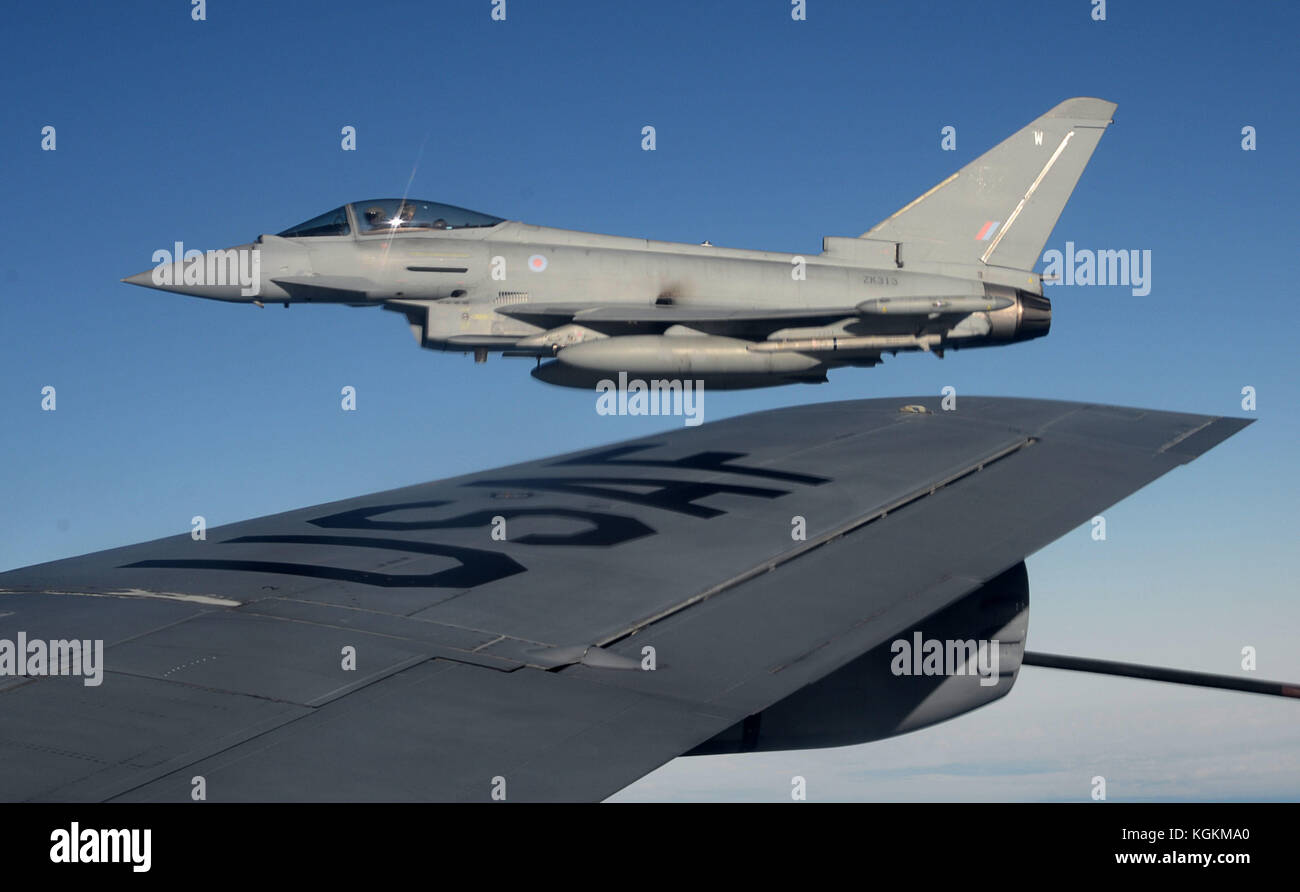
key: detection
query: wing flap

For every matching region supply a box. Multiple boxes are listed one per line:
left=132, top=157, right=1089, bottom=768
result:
left=111, top=659, right=734, bottom=802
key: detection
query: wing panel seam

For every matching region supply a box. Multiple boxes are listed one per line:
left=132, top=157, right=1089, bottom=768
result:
left=593, top=436, right=1036, bottom=649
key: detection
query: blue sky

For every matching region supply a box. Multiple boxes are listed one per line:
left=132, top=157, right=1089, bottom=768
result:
left=2, top=0, right=1297, bottom=800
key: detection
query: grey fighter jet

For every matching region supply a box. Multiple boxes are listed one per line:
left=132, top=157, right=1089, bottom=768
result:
left=124, top=97, right=1116, bottom=389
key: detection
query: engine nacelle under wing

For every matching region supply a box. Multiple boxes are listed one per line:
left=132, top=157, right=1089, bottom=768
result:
left=688, top=562, right=1030, bottom=755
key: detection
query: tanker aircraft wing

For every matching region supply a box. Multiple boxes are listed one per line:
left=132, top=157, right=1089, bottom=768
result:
left=0, top=397, right=1275, bottom=802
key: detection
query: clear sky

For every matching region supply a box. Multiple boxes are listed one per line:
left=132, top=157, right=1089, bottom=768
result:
left=1, top=0, right=1297, bottom=801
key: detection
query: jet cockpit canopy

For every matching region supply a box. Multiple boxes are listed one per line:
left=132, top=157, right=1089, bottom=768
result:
left=276, top=200, right=505, bottom=238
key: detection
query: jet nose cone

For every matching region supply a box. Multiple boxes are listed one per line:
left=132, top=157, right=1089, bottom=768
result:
left=120, top=244, right=262, bottom=302
left=121, top=270, right=157, bottom=288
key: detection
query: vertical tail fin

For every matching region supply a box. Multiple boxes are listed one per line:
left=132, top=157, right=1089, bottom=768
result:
left=862, top=97, right=1117, bottom=273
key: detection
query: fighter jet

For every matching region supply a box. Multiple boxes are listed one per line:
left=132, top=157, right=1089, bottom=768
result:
left=123, top=97, right=1116, bottom=389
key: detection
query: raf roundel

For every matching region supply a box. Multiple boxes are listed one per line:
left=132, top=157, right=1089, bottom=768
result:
left=527, top=254, right=548, bottom=272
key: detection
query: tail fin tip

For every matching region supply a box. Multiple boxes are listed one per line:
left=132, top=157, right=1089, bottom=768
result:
left=1045, top=96, right=1117, bottom=123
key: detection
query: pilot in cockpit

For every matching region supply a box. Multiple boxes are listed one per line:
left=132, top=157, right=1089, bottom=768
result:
left=363, top=206, right=388, bottom=231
